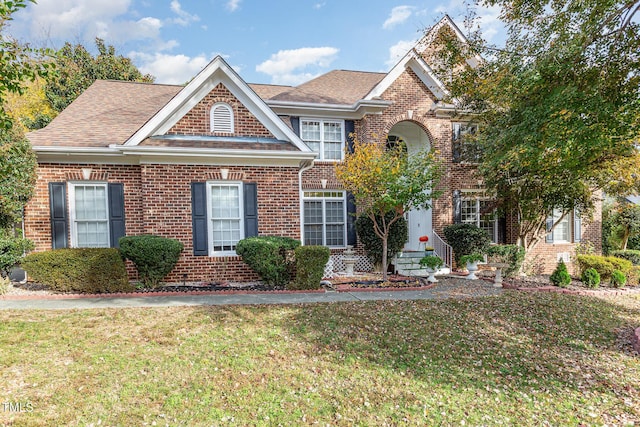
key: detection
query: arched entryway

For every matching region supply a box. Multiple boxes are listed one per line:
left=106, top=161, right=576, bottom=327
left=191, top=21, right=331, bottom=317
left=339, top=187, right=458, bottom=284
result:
left=387, top=121, right=432, bottom=252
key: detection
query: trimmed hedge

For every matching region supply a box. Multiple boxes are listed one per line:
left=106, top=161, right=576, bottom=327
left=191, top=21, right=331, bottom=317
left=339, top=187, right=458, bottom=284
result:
left=443, top=223, right=491, bottom=265
left=0, top=233, right=34, bottom=277
left=236, top=236, right=300, bottom=287
left=355, top=212, right=407, bottom=270
left=486, top=244, right=525, bottom=278
left=21, top=248, right=132, bottom=293
left=290, top=245, right=330, bottom=290
left=576, top=254, right=633, bottom=282
left=550, top=259, right=571, bottom=288
left=119, top=235, right=184, bottom=288
left=611, top=250, right=640, bottom=266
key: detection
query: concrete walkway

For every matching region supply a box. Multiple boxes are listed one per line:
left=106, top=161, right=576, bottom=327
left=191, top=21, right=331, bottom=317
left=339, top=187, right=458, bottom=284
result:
left=0, top=280, right=503, bottom=310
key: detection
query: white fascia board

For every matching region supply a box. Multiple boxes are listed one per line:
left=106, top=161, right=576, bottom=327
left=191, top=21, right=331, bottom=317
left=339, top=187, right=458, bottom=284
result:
left=32, top=146, right=137, bottom=165
left=266, top=99, right=391, bottom=119
left=125, top=56, right=312, bottom=154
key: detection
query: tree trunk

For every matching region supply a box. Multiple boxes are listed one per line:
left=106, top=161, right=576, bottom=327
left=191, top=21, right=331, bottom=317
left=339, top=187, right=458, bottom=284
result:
left=381, top=234, right=389, bottom=281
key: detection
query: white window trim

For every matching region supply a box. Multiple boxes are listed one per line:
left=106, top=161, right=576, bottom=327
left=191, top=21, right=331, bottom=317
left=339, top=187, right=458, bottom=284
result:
left=460, top=192, right=498, bottom=243
left=302, top=190, right=347, bottom=247
left=68, top=181, right=110, bottom=248
left=549, top=209, right=571, bottom=244
left=206, top=181, right=244, bottom=256
left=300, top=118, right=345, bottom=161
left=210, top=102, right=234, bottom=133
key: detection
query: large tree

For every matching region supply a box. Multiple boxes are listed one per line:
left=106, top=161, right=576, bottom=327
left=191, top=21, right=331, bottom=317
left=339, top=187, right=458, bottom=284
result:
left=46, top=38, right=154, bottom=112
left=435, top=0, right=640, bottom=252
left=335, top=138, right=442, bottom=280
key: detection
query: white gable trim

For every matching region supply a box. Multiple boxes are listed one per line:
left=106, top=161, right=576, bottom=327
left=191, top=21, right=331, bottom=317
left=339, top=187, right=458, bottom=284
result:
left=365, top=49, right=450, bottom=101
left=416, top=14, right=481, bottom=68
left=125, top=56, right=311, bottom=153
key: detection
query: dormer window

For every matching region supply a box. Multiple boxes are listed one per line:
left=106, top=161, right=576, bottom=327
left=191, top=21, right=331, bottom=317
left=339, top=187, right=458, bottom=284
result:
left=210, top=103, right=234, bottom=133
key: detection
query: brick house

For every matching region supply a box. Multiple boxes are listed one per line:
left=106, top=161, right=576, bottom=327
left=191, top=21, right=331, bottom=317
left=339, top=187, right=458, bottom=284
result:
left=24, top=16, right=600, bottom=281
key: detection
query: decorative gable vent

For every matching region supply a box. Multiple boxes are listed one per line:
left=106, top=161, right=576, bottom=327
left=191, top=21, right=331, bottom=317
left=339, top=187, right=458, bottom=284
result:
left=211, top=103, right=234, bottom=133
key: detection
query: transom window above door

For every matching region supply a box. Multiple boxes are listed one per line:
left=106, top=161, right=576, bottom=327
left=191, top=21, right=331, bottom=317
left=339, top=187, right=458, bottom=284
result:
left=300, top=119, right=344, bottom=161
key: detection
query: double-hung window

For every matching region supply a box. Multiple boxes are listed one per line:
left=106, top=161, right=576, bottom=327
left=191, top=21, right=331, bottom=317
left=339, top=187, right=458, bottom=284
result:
left=68, top=183, right=110, bottom=248
left=303, top=191, right=346, bottom=246
left=208, top=182, right=244, bottom=253
left=546, top=209, right=572, bottom=243
left=301, top=119, right=344, bottom=160
left=460, top=196, right=498, bottom=243
left=452, top=122, right=480, bottom=163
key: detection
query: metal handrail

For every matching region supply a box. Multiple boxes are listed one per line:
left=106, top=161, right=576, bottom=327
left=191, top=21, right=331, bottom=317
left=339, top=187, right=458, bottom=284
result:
left=432, top=231, right=453, bottom=268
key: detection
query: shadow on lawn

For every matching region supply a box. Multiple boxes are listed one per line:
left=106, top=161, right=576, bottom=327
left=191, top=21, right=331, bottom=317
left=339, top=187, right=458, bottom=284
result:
left=280, top=292, right=640, bottom=395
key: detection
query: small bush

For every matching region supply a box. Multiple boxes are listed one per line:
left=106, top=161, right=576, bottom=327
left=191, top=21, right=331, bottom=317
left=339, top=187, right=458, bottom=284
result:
left=355, top=212, right=407, bottom=270
left=550, top=260, right=571, bottom=288
left=610, top=269, right=627, bottom=288
left=611, top=250, right=640, bottom=266
left=0, top=232, right=34, bottom=277
left=290, top=246, right=330, bottom=290
left=420, top=255, right=444, bottom=270
left=443, top=223, right=491, bottom=265
left=119, top=235, right=184, bottom=288
left=236, top=236, right=300, bottom=287
left=21, top=248, right=132, bottom=293
left=487, top=244, right=525, bottom=277
left=581, top=268, right=600, bottom=288
left=576, top=254, right=633, bottom=282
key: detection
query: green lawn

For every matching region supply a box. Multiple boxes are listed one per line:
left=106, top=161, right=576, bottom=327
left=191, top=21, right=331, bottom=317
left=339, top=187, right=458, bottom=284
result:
left=1, top=291, right=639, bottom=426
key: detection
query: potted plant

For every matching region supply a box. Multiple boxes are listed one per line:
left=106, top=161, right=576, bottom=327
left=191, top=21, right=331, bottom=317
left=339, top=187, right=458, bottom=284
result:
left=419, top=255, right=443, bottom=283
left=459, top=252, right=485, bottom=280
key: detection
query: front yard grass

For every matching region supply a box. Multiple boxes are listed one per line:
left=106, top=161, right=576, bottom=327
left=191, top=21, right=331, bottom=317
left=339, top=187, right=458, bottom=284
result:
left=1, top=291, right=639, bottom=426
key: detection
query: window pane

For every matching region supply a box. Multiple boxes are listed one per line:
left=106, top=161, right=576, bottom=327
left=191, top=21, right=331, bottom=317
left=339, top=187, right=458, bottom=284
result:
left=325, top=225, right=344, bottom=246
left=304, top=225, right=323, bottom=246
left=210, top=184, right=242, bottom=252
left=552, top=210, right=570, bottom=242
left=301, top=121, right=321, bottom=142
left=304, top=201, right=323, bottom=224
left=73, top=184, right=109, bottom=248
left=77, top=221, right=109, bottom=247
left=460, top=199, right=477, bottom=224
left=303, top=197, right=345, bottom=246
left=323, top=122, right=342, bottom=142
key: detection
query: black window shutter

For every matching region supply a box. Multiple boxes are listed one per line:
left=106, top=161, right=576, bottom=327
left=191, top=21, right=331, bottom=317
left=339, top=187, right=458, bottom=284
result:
left=573, top=210, right=581, bottom=243
left=546, top=215, right=554, bottom=243
left=453, top=190, right=461, bottom=223
left=191, top=182, right=208, bottom=256
left=498, top=215, right=507, bottom=244
left=346, top=192, right=357, bottom=246
left=290, top=117, right=300, bottom=136
left=243, top=182, right=258, bottom=238
left=345, top=120, right=355, bottom=153
left=108, top=183, right=126, bottom=248
left=49, top=182, right=68, bottom=249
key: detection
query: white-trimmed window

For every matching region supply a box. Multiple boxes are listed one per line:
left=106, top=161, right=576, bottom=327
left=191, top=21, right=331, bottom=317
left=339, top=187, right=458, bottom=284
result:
left=303, top=191, right=346, bottom=246
left=69, top=183, right=110, bottom=248
left=208, top=182, right=244, bottom=253
left=210, top=102, right=234, bottom=133
left=452, top=122, right=480, bottom=162
left=460, top=196, right=498, bottom=243
left=548, top=209, right=571, bottom=243
left=301, top=119, right=344, bottom=160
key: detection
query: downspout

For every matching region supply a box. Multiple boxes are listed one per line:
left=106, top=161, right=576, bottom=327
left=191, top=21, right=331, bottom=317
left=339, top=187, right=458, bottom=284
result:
left=298, top=160, right=314, bottom=243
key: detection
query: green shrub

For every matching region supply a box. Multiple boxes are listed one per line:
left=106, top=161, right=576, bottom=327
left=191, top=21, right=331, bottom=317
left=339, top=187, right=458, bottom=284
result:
left=236, top=236, right=300, bottom=287
left=21, top=248, right=132, bottom=293
left=550, top=259, right=571, bottom=288
left=581, top=268, right=600, bottom=288
left=443, top=223, right=491, bottom=265
left=290, top=245, right=330, bottom=290
left=0, top=231, right=34, bottom=277
left=576, top=254, right=633, bottom=281
left=420, top=255, right=444, bottom=270
left=486, top=244, right=525, bottom=277
left=119, top=235, right=184, bottom=288
left=610, top=269, right=627, bottom=288
left=355, top=212, right=407, bottom=270
left=611, top=250, right=640, bottom=265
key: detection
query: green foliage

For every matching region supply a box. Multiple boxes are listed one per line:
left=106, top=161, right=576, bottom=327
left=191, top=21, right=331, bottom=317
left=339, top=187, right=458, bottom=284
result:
left=0, top=229, right=34, bottom=277
left=0, top=126, right=37, bottom=228
left=611, top=249, right=640, bottom=266
left=610, top=270, right=627, bottom=288
left=290, top=245, right=330, bottom=291
left=21, top=248, right=132, bottom=293
left=550, top=260, right=572, bottom=288
left=576, top=254, right=633, bottom=282
left=0, top=275, right=8, bottom=294
left=355, top=212, right=407, bottom=270
left=460, top=253, right=485, bottom=265
left=119, top=235, right=184, bottom=288
left=236, top=236, right=300, bottom=287
left=487, top=244, right=526, bottom=277
left=443, top=223, right=491, bottom=264
left=46, top=38, right=154, bottom=112
left=581, top=268, right=601, bottom=288
left=420, top=255, right=444, bottom=270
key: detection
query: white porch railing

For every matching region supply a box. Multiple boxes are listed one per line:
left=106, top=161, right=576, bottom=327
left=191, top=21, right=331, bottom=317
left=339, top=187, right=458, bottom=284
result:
left=432, top=231, right=453, bottom=268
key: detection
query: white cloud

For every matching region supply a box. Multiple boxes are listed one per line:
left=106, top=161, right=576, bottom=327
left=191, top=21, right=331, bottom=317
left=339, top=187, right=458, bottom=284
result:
left=256, top=47, right=339, bottom=85
left=313, top=2, right=326, bottom=9
left=130, top=52, right=210, bottom=84
left=227, top=0, right=241, bottom=12
left=383, top=6, right=414, bottom=30
left=169, top=0, right=200, bottom=26
left=386, top=39, right=415, bottom=67
left=435, top=0, right=505, bottom=43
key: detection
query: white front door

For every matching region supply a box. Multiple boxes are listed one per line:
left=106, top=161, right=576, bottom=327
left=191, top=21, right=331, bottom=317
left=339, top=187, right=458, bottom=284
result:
left=404, top=206, right=432, bottom=251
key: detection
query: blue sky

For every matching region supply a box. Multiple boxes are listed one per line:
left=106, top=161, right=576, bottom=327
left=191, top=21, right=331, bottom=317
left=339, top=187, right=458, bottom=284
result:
left=7, top=0, right=504, bottom=86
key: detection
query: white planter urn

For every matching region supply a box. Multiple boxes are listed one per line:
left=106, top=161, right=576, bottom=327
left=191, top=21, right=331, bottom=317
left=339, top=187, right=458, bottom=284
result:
left=465, top=261, right=479, bottom=280
left=425, top=267, right=438, bottom=283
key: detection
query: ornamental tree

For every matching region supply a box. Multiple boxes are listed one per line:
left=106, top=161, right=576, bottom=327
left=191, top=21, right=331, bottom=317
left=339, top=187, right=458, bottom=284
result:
left=335, top=138, right=442, bottom=280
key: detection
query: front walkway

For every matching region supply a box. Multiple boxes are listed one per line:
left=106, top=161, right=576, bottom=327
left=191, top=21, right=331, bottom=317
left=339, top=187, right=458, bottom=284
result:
left=0, top=278, right=503, bottom=310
